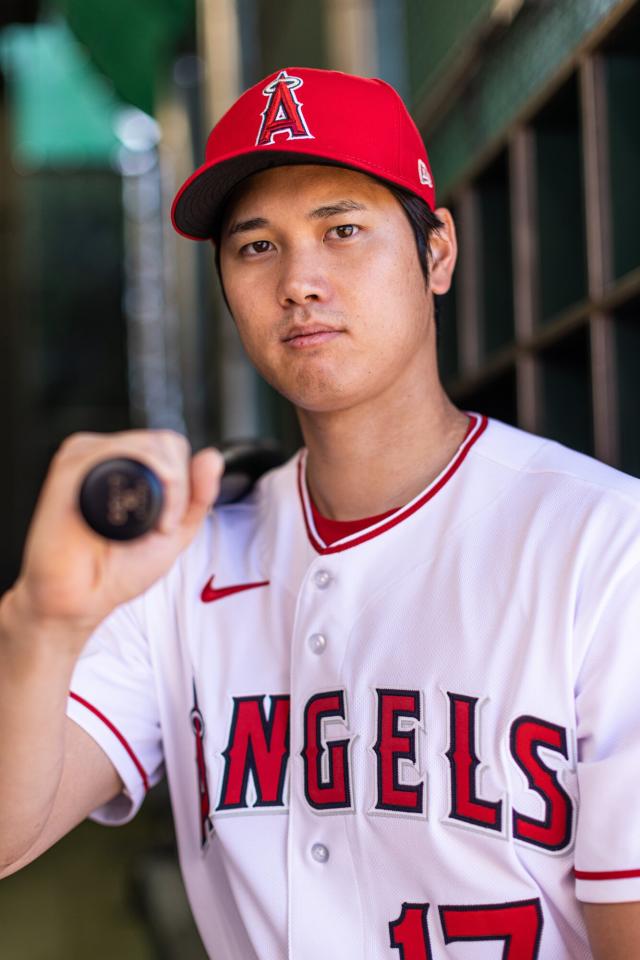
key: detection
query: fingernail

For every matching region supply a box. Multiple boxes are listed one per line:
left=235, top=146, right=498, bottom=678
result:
left=211, top=449, right=225, bottom=473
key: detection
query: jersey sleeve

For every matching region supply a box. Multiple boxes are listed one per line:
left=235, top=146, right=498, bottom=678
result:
left=574, top=557, right=640, bottom=902
left=66, top=595, right=164, bottom=826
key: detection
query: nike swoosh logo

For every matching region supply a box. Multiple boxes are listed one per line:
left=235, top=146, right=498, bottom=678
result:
left=201, top=575, right=270, bottom=603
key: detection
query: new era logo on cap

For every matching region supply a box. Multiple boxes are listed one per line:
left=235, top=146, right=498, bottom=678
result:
left=418, top=158, right=432, bottom=187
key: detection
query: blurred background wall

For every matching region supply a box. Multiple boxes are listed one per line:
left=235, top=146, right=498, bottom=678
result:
left=1, top=0, right=639, bottom=957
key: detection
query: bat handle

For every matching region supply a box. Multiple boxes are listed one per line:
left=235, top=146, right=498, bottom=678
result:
left=78, top=443, right=285, bottom=541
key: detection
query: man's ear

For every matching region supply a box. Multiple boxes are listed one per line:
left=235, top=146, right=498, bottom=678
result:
left=428, top=208, right=457, bottom=296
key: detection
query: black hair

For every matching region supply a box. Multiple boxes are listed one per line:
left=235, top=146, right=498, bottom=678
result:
left=212, top=174, right=444, bottom=326
left=384, top=184, right=444, bottom=288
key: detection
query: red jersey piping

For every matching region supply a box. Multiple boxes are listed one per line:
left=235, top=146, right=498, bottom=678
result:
left=297, top=413, right=488, bottom=555
left=69, top=691, right=150, bottom=792
left=574, top=868, right=640, bottom=881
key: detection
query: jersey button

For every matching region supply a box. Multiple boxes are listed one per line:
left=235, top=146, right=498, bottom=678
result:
left=308, top=633, right=327, bottom=654
left=313, top=569, right=332, bottom=590
left=311, top=842, right=330, bottom=863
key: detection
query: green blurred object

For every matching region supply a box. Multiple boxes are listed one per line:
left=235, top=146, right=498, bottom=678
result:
left=59, top=0, right=195, bottom=115
left=0, top=20, right=121, bottom=168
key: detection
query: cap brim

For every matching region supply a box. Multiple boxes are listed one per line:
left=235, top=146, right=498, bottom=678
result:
left=171, top=149, right=416, bottom=242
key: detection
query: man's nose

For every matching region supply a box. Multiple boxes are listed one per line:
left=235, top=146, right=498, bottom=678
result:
left=277, top=248, right=330, bottom=307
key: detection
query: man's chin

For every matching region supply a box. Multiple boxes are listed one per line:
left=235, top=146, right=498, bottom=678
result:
left=255, top=356, right=375, bottom=416
left=263, top=369, right=351, bottom=412
left=289, top=390, right=362, bottom=418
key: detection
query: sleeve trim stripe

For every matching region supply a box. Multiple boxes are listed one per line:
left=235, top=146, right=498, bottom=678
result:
left=574, top=869, right=640, bottom=880
left=69, top=691, right=150, bottom=792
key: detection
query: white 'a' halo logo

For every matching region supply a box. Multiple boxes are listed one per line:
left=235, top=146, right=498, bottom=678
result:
left=256, top=70, right=315, bottom=147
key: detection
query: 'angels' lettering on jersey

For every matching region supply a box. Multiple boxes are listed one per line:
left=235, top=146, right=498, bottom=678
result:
left=302, top=690, right=353, bottom=810
left=373, top=689, right=425, bottom=817
left=212, top=686, right=575, bottom=855
left=216, top=695, right=290, bottom=811
left=445, top=692, right=504, bottom=833
left=190, top=682, right=214, bottom=848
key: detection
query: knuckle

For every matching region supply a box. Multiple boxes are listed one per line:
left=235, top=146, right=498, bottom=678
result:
left=62, top=431, right=95, bottom=448
left=159, top=434, right=191, bottom=472
left=55, top=432, right=99, bottom=460
left=123, top=429, right=161, bottom=448
left=161, top=470, right=185, bottom=490
left=161, top=429, right=190, bottom=452
left=141, top=429, right=185, bottom=453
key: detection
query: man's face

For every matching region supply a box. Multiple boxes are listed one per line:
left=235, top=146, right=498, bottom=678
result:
left=219, top=164, right=454, bottom=414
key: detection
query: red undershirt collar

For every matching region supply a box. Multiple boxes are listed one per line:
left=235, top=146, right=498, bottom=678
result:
left=309, top=499, right=398, bottom=547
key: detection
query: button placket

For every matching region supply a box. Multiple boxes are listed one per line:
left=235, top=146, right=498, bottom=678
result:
left=289, top=557, right=362, bottom=957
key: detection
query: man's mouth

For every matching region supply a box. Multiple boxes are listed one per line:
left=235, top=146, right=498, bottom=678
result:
left=282, top=325, right=344, bottom=348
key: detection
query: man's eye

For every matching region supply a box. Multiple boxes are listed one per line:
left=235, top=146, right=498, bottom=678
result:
left=328, top=224, right=359, bottom=240
left=241, top=240, right=273, bottom=256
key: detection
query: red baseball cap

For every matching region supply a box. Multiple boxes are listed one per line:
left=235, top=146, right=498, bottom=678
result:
left=171, top=67, right=435, bottom=241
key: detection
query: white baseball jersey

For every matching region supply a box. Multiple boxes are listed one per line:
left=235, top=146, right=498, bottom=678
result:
left=66, top=414, right=640, bottom=959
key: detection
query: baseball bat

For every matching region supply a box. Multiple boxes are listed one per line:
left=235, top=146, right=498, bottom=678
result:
left=78, top=441, right=285, bottom=541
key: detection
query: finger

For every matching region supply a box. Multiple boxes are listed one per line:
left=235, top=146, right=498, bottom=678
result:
left=156, top=435, right=192, bottom=534
left=180, top=448, right=224, bottom=535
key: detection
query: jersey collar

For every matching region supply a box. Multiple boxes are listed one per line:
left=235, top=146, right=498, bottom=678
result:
left=297, top=413, right=488, bottom=555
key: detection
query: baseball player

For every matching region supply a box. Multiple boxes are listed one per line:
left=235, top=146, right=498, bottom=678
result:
left=1, top=67, right=639, bottom=959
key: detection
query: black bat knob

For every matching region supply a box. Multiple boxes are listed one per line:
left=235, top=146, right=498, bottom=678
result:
left=78, top=442, right=285, bottom=541
left=79, top=458, right=163, bottom=541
